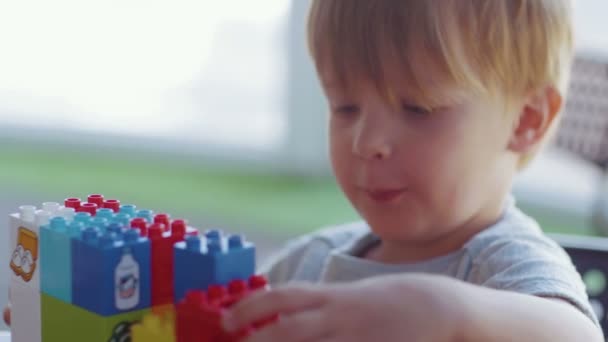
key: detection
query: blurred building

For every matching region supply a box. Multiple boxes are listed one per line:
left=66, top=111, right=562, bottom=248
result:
left=557, top=55, right=608, bottom=166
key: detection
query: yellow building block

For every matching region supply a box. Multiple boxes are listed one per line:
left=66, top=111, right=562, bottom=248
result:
left=131, top=308, right=175, bottom=342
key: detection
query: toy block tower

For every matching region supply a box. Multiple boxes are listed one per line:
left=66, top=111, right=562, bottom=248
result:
left=39, top=195, right=153, bottom=342
left=9, top=193, right=272, bottom=342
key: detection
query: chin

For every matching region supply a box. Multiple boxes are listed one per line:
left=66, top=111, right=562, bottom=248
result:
left=363, top=214, right=427, bottom=241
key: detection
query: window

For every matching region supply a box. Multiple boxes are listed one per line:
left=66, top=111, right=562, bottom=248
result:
left=0, top=0, right=290, bottom=152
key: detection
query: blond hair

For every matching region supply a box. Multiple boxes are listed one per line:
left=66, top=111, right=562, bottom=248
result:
left=308, top=0, right=574, bottom=165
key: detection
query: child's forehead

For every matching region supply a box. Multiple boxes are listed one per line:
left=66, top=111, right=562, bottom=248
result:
left=318, top=60, right=470, bottom=105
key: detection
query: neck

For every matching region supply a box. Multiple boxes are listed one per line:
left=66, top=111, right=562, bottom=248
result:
left=365, top=196, right=509, bottom=264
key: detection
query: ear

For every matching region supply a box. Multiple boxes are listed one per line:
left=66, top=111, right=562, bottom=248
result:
left=508, top=86, right=562, bottom=153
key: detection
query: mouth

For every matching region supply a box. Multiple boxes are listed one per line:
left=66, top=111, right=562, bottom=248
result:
left=363, top=188, right=407, bottom=203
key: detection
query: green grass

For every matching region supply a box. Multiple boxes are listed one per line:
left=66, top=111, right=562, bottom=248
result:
left=0, top=143, right=358, bottom=236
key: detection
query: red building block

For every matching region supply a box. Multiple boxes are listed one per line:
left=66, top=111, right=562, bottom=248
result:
left=154, top=214, right=171, bottom=232
left=77, top=203, right=98, bottom=215
left=103, top=199, right=121, bottom=212
left=64, top=198, right=81, bottom=210
left=175, top=275, right=275, bottom=342
left=131, top=218, right=148, bottom=236
left=87, top=194, right=105, bottom=207
left=150, top=219, right=198, bottom=306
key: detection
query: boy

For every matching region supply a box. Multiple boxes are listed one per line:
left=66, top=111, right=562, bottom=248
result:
left=222, top=1, right=604, bottom=341
left=3, top=1, right=604, bottom=340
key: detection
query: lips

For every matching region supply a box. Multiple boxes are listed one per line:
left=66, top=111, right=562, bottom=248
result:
left=364, top=188, right=407, bottom=202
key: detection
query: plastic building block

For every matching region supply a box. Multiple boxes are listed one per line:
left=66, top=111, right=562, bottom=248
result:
left=176, top=290, right=225, bottom=342
left=113, top=212, right=132, bottom=226
left=173, top=231, right=255, bottom=303
left=91, top=216, right=110, bottom=230
left=96, top=208, right=116, bottom=221
left=103, top=199, right=121, bottom=212
left=154, top=214, right=171, bottom=231
left=72, top=226, right=151, bottom=316
left=58, top=206, right=76, bottom=220
left=11, top=278, right=41, bottom=342
left=41, top=292, right=149, bottom=342
left=78, top=202, right=98, bottom=215
left=120, top=204, right=137, bottom=218
left=175, top=275, right=272, bottom=342
left=9, top=204, right=53, bottom=291
left=149, top=219, right=198, bottom=306
left=136, top=209, right=155, bottom=223
left=42, top=202, right=61, bottom=213
left=131, top=308, right=176, bottom=342
left=74, top=211, right=92, bottom=225
left=40, top=216, right=83, bottom=302
left=64, top=197, right=81, bottom=209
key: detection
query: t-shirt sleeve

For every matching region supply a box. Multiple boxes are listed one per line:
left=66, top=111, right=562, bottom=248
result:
left=468, top=234, right=601, bottom=329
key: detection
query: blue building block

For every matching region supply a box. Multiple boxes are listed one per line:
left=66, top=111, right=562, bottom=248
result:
left=74, top=212, right=92, bottom=226
left=72, top=226, right=151, bottom=316
left=106, top=222, right=125, bottom=236
left=95, top=208, right=115, bottom=222
left=91, top=217, right=109, bottom=231
left=173, top=230, right=255, bottom=302
left=112, top=213, right=131, bottom=226
left=135, top=209, right=154, bottom=223
left=40, top=218, right=84, bottom=303
left=119, top=204, right=137, bottom=218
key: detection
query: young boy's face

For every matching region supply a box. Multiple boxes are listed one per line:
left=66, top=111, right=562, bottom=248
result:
left=322, top=60, right=519, bottom=252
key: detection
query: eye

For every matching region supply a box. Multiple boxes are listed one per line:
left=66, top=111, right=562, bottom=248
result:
left=402, top=103, right=432, bottom=116
left=332, top=104, right=360, bottom=117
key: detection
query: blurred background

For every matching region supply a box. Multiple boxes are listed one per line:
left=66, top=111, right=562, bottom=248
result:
left=1, top=0, right=608, bottom=331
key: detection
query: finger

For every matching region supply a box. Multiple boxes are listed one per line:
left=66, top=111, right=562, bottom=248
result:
left=243, top=309, right=331, bottom=342
left=223, top=284, right=327, bottom=333
left=3, top=305, right=10, bottom=326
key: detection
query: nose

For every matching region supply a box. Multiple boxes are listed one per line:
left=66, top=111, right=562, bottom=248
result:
left=352, top=114, right=393, bottom=160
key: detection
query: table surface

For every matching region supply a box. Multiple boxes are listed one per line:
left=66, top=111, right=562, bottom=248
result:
left=0, top=331, right=9, bottom=342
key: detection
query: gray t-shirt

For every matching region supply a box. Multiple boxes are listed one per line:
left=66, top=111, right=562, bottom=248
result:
left=261, top=197, right=601, bottom=330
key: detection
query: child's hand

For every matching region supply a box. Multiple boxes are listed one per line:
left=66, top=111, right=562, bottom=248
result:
left=3, top=304, right=9, bottom=326
left=223, top=274, right=465, bottom=342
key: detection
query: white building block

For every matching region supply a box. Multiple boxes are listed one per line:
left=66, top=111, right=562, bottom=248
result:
left=10, top=278, right=41, bottom=342
left=8, top=203, right=59, bottom=292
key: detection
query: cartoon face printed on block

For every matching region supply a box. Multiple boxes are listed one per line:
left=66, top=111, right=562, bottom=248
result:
left=10, top=227, right=38, bottom=282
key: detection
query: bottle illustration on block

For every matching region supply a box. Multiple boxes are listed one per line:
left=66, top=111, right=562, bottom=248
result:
left=114, top=248, right=140, bottom=310
left=9, top=227, right=38, bottom=282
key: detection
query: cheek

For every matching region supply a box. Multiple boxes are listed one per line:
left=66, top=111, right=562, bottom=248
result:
left=329, top=126, right=353, bottom=186
left=410, top=120, right=503, bottom=208
left=404, top=127, right=478, bottom=199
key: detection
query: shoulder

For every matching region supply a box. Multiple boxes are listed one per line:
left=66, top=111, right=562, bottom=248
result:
left=259, top=221, right=370, bottom=284
left=465, top=204, right=599, bottom=326
left=465, top=203, right=571, bottom=270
